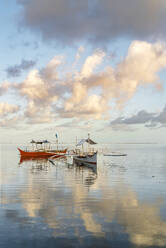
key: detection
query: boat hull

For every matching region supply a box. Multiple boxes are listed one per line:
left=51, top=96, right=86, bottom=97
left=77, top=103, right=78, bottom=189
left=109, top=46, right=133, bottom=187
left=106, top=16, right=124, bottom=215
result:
left=47, top=149, right=67, bottom=154
left=73, top=152, right=97, bottom=166
left=18, top=148, right=66, bottom=157
left=103, top=152, right=127, bottom=156
left=19, top=155, right=65, bottom=164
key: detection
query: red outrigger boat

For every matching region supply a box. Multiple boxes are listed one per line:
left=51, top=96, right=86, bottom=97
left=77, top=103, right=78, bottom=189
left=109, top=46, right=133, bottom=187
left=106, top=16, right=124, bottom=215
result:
left=18, top=148, right=67, bottom=158
left=18, top=139, right=67, bottom=158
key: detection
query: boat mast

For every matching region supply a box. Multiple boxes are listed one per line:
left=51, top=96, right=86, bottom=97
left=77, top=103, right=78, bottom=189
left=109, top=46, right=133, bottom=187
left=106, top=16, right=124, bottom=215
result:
left=56, top=133, right=58, bottom=150
left=88, top=133, right=90, bottom=153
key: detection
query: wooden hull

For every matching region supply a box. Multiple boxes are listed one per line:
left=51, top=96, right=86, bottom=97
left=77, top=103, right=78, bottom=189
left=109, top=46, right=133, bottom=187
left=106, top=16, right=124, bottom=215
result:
left=48, top=149, right=67, bottom=154
left=73, top=152, right=97, bottom=166
left=18, top=148, right=67, bottom=157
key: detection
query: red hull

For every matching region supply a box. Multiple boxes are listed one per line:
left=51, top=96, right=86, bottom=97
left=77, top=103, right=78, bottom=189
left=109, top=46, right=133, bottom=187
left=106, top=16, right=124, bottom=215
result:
left=19, top=155, right=64, bottom=165
left=18, top=148, right=67, bottom=157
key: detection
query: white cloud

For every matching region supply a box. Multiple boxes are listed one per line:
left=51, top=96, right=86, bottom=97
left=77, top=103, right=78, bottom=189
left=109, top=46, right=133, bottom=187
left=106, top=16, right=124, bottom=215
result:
left=1, top=40, right=166, bottom=126
left=60, top=40, right=166, bottom=120
left=73, top=46, right=85, bottom=68
left=0, top=103, right=19, bottom=117
left=19, top=70, right=50, bottom=101
left=0, top=82, right=11, bottom=96
left=80, top=50, right=105, bottom=79
left=42, top=55, right=64, bottom=81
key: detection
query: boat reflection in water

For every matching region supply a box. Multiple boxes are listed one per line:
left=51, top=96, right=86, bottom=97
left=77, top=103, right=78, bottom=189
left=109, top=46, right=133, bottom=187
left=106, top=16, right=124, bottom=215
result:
left=72, top=160, right=97, bottom=187
left=4, top=145, right=166, bottom=248
left=19, top=154, right=65, bottom=165
left=19, top=155, right=66, bottom=171
left=73, top=158, right=97, bottom=175
left=19, top=154, right=97, bottom=187
left=19, top=157, right=53, bottom=173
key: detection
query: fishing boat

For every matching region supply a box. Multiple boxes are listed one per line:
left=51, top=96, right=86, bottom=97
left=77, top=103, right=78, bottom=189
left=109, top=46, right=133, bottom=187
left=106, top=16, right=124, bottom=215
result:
left=18, top=139, right=67, bottom=158
left=73, top=152, right=97, bottom=166
left=18, top=148, right=65, bottom=158
left=73, top=134, right=97, bottom=166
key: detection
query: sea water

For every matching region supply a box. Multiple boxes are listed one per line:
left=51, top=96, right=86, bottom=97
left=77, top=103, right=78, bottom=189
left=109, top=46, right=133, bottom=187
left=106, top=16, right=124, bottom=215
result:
left=0, top=144, right=166, bottom=248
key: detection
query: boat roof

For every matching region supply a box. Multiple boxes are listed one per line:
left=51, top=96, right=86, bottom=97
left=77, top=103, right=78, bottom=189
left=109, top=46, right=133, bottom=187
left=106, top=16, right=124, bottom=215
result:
left=30, top=140, right=50, bottom=144
left=76, top=138, right=97, bottom=146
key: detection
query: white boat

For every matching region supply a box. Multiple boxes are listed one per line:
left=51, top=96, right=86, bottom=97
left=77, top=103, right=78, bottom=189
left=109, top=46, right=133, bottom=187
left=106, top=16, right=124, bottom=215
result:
left=73, top=152, right=97, bottom=166
left=103, top=152, right=127, bottom=156
left=73, top=134, right=97, bottom=166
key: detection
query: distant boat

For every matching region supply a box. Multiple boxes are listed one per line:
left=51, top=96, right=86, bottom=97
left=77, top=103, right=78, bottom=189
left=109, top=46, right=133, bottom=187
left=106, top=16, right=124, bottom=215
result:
left=103, top=152, right=127, bottom=156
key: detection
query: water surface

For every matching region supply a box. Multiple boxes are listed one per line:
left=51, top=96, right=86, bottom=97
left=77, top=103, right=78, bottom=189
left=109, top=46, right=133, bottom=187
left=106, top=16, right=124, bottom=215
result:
left=0, top=144, right=166, bottom=248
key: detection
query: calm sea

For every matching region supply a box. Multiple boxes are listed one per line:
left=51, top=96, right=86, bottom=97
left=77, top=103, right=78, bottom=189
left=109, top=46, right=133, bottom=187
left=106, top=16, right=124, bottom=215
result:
left=0, top=144, right=166, bottom=248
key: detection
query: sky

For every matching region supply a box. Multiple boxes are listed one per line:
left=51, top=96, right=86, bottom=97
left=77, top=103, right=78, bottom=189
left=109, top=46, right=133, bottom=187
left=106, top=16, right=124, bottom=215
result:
left=0, top=0, right=166, bottom=144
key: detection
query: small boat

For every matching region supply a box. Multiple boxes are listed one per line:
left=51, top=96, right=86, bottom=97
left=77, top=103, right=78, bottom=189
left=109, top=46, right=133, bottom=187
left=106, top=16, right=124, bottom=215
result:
left=103, top=152, right=127, bottom=156
left=73, top=152, right=97, bottom=165
left=18, top=148, right=65, bottom=158
left=73, top=134, right=97, bottom=166
left=18, top=139, right=67, bottom=158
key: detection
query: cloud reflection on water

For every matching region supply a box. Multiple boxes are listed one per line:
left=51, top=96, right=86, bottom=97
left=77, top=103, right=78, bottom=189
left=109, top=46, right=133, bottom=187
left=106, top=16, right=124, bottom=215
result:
left=1, top=156, right=166, bottom=247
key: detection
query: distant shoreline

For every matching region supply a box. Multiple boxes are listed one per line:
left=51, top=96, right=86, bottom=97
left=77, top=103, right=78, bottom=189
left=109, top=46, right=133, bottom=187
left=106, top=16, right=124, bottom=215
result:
left=0, top=142, right=160, bottom=145
left=108, top=142, right=158, bottom=145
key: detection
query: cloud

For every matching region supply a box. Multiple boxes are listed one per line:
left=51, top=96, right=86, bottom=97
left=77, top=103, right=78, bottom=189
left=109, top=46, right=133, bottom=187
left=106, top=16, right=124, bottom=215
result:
left=110, top=105, right=166, bottom=129
left=0, top=82, right=10, bottom=96
left=0, top=103, right=20, bottom=128
left=2, top=40, right=166, bottom=125
left=63, top=94, right=108, bottom=120
left=56, top=119, right=93, bottom=131
left=12, top=55, right=67, bottom=123
left=15, top=69, right=59, bottom=123
left=95, top=41, right=166, bottom=101
left=25, top=102, right=54, bottom=124
left=6, top=59, right=36, bottom=78
left=72, top=46, right=85, bottom=68
left=0, top=103, right=19, bottom=117
left=18, top=70, right=51, bottom=102
left=79, top=50, right=105, bottom=79
left=41, top=55, right=64, bottom=81
left=155, top=106, right=166, bottom=124
left=18, top=0, right=166, bottom=45
left=61, top=40, right=166, bottom=120
left=15, top=56, right=64, bottom=105
left=11, top=50, right=108, bottom=122
left=111, top=111, right=156, bottom=125
left=0, top=116, right=22, bottom=128
left=111, top=123, right=137, bottom=132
